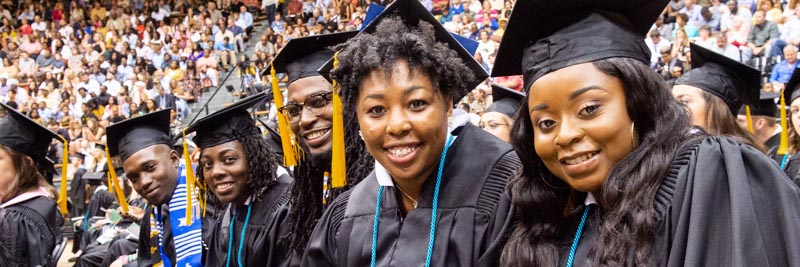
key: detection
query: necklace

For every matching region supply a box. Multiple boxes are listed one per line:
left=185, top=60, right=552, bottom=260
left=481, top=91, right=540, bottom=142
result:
left=394, top=184, right=418, bottom=209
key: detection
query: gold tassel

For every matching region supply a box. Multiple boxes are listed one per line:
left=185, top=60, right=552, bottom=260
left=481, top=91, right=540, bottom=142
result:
left=57, top=136, right=68, bottom=215
left=745, top=105, right=754, bottom=133
left=104, top=147, right=129, bottom=213
left=270, top=62, right=303, bottom=167
left=779, top=90, right=789, bottom=154
left=330, top=52, right=346, bottom=188
left=182, top=129, right=202, bottom=224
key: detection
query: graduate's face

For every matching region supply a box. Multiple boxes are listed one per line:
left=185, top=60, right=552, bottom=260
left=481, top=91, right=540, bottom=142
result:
left=287, top=76, right=334, bottom=158
left=791, top=98, right=800, bottom=135
left=0, top=147, right=17, bottom=201
left=528, top=63, right=635, bottom=194
left=480, top=111, right=512, bottom=143
left=124, top=144, right=180, bottom=205
left=672, top=85, right=709, bottom=129
left=199, top=141, right=250, bottom=204
left=356, top=61, right=452, bottom=184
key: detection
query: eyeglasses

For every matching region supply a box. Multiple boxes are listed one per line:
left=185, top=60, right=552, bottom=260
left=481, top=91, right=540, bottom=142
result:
left=278, top=92, right=334, bottom=124
left=479, top=122, right=509, bottom=130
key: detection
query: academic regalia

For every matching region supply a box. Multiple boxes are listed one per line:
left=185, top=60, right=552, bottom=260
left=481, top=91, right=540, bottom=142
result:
left=185, top=92, right=294, bottom=267
left=560, top=137, right=800, bottom=266
left=0, top=102, right=63, bottom=266
left=778, top=70, right=800, bottom=185
left=675, top=43, right=761, bottom=115
left=304, top=124, right=520, bottom=266
left=70, top=153, right=90, bottom=219
left=106, top=109, right=209, bottom=267
left=493, top=0, right=800, bottom=265
left=1, top=195, right=60, bottom=267
left=485, top=85, right=525, bottom=118
left=79, top=172, right=118, bottom=251
left=741, top=93, right=783, bottom=161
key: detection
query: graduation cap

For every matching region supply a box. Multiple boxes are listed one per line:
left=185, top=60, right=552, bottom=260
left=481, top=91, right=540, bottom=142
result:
left=94, top=143, right=106, bottom=151
left=486, top=85, right=525, bottom=118
left=738, top=93, right=779, bottom=117
left=73, top=152, right=89, bottom=161
left=185, top=91, right=268, bottom=149
left=106, top=109, right=172, bottom=161
left=0, top=102, right=61, bottom=161
left=784, top=69, right=800, bottom=105
left=774, top=69, right=800, bottom=155
left=492, top=0, right=670, bottom=90
left=676, top=43, right=761, bottom=115
left=264, top=31, right=359, bottom=84
left=0, top=102, right=70, bottom=214
left=83, top=171, right=106, bottom=181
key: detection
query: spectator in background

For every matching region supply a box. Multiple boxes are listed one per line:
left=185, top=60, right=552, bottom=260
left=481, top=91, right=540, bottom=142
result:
left=272, top=13, right=285, bottom=34
left=657, top=45, right=685, bottom=81
left=254, top=34, right=275, bottom=56
left=680, top=0, right=704, bottom=28
left=746, top=9, right=781, bottom=60
left=721, top=0, right=753, bottom=32
left=647, top=30, right=672, bottom=68
left=713, top=32, right=749, bottom=62
left=770, top=45, right=799, bottom=90
left=215, top=37, right=237, bottom=71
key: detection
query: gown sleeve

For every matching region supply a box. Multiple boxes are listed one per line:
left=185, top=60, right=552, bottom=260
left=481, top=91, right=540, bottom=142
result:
left=5, top=204, right=56, bottom=266
left=137, top=206, right=159, bottom=267
left=301, top=189, right=353, bottom=267
left=664, top=136, right=800, bottom=266
left=476, top=152, right=520, bottom=266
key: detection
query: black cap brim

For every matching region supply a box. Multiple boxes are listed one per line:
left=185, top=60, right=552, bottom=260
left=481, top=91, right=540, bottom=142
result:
left=492, top=0, right=669, bottom=79
left=186, top=91, right=269, bottom=148
left=785, top=69, right=800, bottom=103
left=0, top=102, right=61, bottom=161
left=317, top=0, right=488, bottom=97
left=486, top=85, right=525, bottom=118
left=265, top=31, right=359, bottom=83
left=106, top=109, right=172, bottom=161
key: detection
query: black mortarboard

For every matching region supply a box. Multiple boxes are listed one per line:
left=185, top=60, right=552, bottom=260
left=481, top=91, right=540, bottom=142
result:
left=266, top=31, right=359, bottom=84
left=486, top=85, right=525, bottom=118
left=0, top=102, right=60, bottom=161
left=83, top=171, right=105, bottom=181
left=186, top=92, right=268, bottom=149
left=94, top=143, right=106, bottom=151
left=492, top=0, right=670, bottom=90
left=738, top=92, right=779, bottom=117
left=73, top=152, right=88, bottom=161
left=317, top=0, right=488, bottom=97
left=676, top=43, right=761, bottom=115
left=106, top=109, right=172, bottom=161
left=784, top=69, right=800, bottom=104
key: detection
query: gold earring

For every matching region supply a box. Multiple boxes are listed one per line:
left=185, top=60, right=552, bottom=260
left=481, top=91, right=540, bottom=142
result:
left=630, top=123, right=636, bottom=147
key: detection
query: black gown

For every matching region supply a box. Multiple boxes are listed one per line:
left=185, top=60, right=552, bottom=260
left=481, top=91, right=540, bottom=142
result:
left=559, top=136, right=800, bottom=266
left=2, top=196, right=60, bottom=267
left=70, top=167, right=88, bottom=218
left=303, top=124, right=520, bottom=266
left=205, top=173, right=293, bottom=267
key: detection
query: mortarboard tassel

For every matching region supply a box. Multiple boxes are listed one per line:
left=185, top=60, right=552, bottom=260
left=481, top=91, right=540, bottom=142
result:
left=270, top=62, right=303, bottom=167
left=779, top=90, right=789, bottom=154
left=330, top=52, right=346, bottom=188
left=182, top=129, right=205, bottom=223
left=745, top=105, right=754, bottom=133
left=104, top=147, right=129, bottom=213
left=57, top=136, right=69, bottom=215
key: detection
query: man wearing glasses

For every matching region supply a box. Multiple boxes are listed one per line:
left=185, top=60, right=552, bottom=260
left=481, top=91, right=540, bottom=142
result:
left=266, top=31, right=375, bottom=263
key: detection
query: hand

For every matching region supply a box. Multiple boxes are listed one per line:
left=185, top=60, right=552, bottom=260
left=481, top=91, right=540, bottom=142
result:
left=121, top=206, right=145, bottom=221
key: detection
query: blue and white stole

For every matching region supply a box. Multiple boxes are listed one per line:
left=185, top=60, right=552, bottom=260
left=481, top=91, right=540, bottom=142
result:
left=152, top=162, right=203, bottom=267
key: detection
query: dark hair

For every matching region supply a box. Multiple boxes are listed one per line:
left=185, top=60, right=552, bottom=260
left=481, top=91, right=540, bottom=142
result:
left=197, top=133, right=279, bottom=204
left=788, top=113, right=800, bottom=154
left=0, top=144, right=45, bottom=203
left=331, top=15, right=475, bottom=107
left=284, top=91, right=375, bottom=255
left=700, top=91, right=764, bottom=151
left=501, top=57, right=697, bottom=266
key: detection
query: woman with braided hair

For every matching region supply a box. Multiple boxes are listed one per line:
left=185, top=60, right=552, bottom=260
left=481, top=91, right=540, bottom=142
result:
left=185, top=92, right=294, bottom=267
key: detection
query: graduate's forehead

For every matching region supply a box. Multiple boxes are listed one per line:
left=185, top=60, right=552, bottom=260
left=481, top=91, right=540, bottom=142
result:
left=123, top=144, right=171, bottom=170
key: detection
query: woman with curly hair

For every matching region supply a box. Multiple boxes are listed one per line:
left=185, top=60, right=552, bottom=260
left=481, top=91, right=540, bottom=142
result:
left=493, top=0, right=800, bottom=266
left=302, top=0, right=521, bottom=265
left=185, top=92, right=293, bottom=267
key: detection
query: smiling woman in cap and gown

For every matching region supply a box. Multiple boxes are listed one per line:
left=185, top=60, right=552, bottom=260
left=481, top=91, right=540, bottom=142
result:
left=493, top=0, right=800, bottom=265
left=302, top=0, right=521, bottom=265
left=0, top=103, right=64, bottom=266
left=185, top=92, right=294, bottom=267
left=776, top=70, right=800, bottom=186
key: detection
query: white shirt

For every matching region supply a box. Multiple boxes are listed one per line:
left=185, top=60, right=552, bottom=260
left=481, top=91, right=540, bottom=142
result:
left=103, top=79, right=123, bottom=97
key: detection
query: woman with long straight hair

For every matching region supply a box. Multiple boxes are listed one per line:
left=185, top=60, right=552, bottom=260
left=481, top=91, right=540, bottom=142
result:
left=493, top=0, right=800, bottom=266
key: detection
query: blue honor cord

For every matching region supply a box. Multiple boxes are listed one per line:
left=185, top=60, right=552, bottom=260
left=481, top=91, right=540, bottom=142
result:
left=566, top=205, right=592, bottom=267
left=371, top=134, right=455, bottom=267
left=225, top=203, right=253, bottom=267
